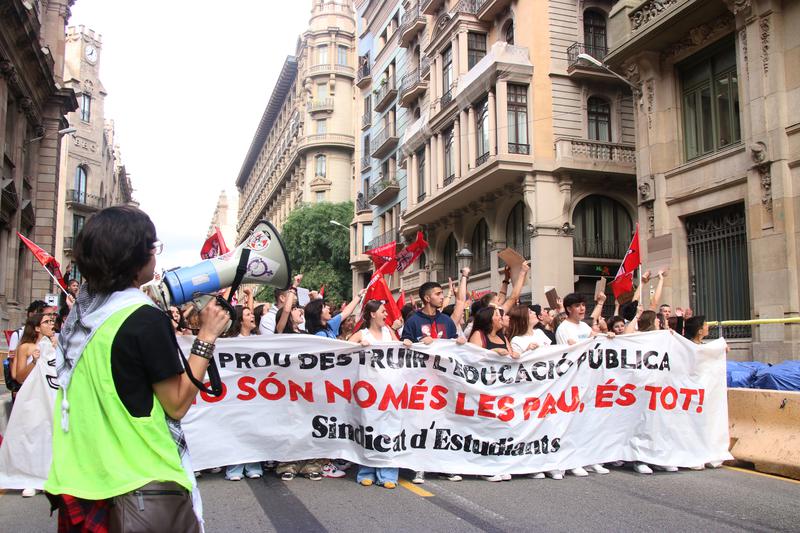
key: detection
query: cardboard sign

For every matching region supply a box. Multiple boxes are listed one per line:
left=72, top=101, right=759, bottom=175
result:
left=296, top=287, right=310, bottom=307
left=594, top=277, right=607, bottom=299
left=498, top=248, right=527, bottom=284
left=545, top=287, right=560, bottom=310
left=647, top=234, right=672, bottom=274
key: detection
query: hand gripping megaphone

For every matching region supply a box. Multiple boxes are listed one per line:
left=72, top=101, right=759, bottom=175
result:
left=153, top=219, right=292, bottom=312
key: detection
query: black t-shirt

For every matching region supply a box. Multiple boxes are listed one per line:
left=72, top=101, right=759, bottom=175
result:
left=111, top=306, right=184, bottom=418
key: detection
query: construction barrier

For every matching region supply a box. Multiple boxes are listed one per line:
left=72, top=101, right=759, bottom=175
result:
left=727, top=388, right=800, bottom=480
left=709, top=317, right=800, bottom=327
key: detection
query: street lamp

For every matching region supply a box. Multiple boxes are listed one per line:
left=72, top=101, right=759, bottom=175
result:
left=456, top=246, right=473, bottom=271
left=576, top=53, right=640, bottom=92
left=329, top=220, right=348, bottom=230
left=25, top=125, right=77, bottom=144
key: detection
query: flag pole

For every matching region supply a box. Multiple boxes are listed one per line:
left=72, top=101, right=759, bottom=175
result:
left=43, top=267, right=69, bottom=297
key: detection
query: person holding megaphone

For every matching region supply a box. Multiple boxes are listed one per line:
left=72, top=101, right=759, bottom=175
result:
left=45, top=206, right=230, bottom=532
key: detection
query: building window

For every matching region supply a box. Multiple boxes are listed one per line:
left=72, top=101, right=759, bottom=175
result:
left=587, top=96, right=611, bottom=142
left=471, top=219, right=490, bottom=273
left=417, top=149, right=426, bottom=201
left=337, top=45, right=348, bottom=66
left=503, top=21, right=514, bottom=45
left=80, top=94, right=91, bottom=122
left=417, top=251, right=426, bottom=271
left=686, top=203, right=750, bottom=338
left=583, top=10, right=607, bottom=59
left=317, top=83, right=328, bottom=99
left=317, top=45, right=328, bottom=65
left=506, top=201, right=530, bottom=259
left=363, top=224, right=373, bottom=251
left=443, top=128, right=455, bottom=185
left=316, top=119, right=327, bottom=134
left=315, top=154, right=326, bottom=177
left=72, top=214, right=85, bottom=237
left=467, top=33, right=487, bottom=70
left=316, top=191, right=325, bottom=203
left=476, top=99, right=490, bottom=165
left=572, top=195, right=632, bottom=259
left=73, top=165, right=87, bottom=203
left=443, top=234, right=458, bottom=280
left=508, top=84, right=529, bottom=154
left=441, top=46, right=453, bottom=103
left=680, top=38, right=740, bottom=161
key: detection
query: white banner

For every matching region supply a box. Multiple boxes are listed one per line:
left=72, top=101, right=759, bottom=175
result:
left=0, top=340, right=59, bottom=489
left=181, top=331, right=732, bottom=474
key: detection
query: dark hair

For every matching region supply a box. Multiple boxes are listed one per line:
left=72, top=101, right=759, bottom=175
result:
left=684, top=315, right=706, bottom=340
left=418, top=282, right=441, bottom=303
left=608, top=316, right=625, bottom=331
left=169, top=306, right=188, bottom=332
left=470, top=299, right=485, bottom=317
left=274, top=288, right=288, bottom=303
left=442, top=303, right=455, bottom=316
left=361, top=300, right=383, bottom=329
left=656, top=312, right=667, bottom=330
left=223, top=305, right=246, bottom=337
left=531, top=304, right=542, bottom=317
left=562, top=293, right=586, bottom=310
left=638, top=310, right=657, bottom=332
left=74, top=206, right=157, bottom=294
left=620, top=300, right=638, bottom=322
left=253, top=304, right=266, bottom=334
left=20, top=313, right=47, bottom=345
left=27, top=300, right=47, bottom=315
left=339, top=315, right=357, bottom=340
left=667, top=316, right=678, bottom=331
left=471, top=307, right=497, bottom=337
left=304, top=299, right=326, bottom=334
left=401, top=303, right=416, bottom=322
left=479, top=293, right=497, bottom=309
left=506, top=304, right=530, bottom=340
left=275, top=307, right=299, bottom=334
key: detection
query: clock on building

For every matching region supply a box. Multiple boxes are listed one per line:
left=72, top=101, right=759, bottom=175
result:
left=85, top=45, right=98, bottom=63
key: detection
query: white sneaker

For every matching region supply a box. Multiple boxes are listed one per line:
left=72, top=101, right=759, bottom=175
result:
left=660, top=465, right=679, bottom=472
left=246, top=473, right=262, bottom=479
left=21, top=488, right=36, bottom=498
left=529, top=472, right=546, bottom=479
left=483, top=474, right=504, bottom=482
left=412, top=471, right=425, bottom=484
left=611, top=461, right=625, bottom=467
left=501, top=473, right=512, bottom=481
left=547, top=470, right=564, bottom=480
left=443, top=473, right=463, bottom=482
left=194, top=471, right=202, bottom=478
left=227, top=475, right=242, bottom=481
left=706, top=461, right=723, bottom=468
left=321, top=463, right=346, bottom=478
left=569, top=467, right=589, bottom=477
left=588, top=464, right=610, bottom=474
left=633, top=463, right=653, bottom=475
left=689, top=465, right=706, bottom=471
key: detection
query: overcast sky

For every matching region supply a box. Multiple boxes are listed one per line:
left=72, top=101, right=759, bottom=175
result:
left=69, top=1, right=310, bottom=271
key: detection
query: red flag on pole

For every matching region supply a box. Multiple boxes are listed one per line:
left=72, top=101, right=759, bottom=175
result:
left=365, top=241, right=397, bottom=272
left=610, top=224, right=641, bottom=298
left=362, top=276, right=401, bottom=328
left=397, top=290, right=405, bottom=310
left=319, top=284, right=325, bottom=298
left=394, top=231, right=428, bottom=273
left=200, top=227, right=229, bottom=259
left=17, top=233, right=67, bottom=291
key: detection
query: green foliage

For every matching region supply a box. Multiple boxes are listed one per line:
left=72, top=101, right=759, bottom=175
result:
left=265, top=201, right=353, bottom=304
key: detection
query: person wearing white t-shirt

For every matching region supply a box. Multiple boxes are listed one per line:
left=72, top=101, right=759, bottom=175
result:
left=553, top=293, right=610, bottom=478
left=508, top=304, right=552, bottom=355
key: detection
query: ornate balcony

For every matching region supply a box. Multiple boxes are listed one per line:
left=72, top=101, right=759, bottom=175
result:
left=565, top=42, right=619, bottom=82
left=368, top=175, right=400, bottom=206
left=476, top=0, right=513, bottom=21
left=361, top=156, right=371, bottom=172
left=299, top=133, right=355, bottom=152
left=66, top=188, right=105, bottom=211
left=400, top=5, right=426, bottom=47
left=421, top=0, right=445, bottom=15
left=361, top=112, right=371, bottom=130
left=368, top=228, right=400, bottom=249
left=373, top=75, right=397, bottom=113
left=308, top=64, right=355, bottom=78
left=370, top=124, right=399, bottom=159
left=356, top=59, right=372, bottom=89
left=63, top=236, right=74, bottom=253
left=307, top=98, right=334, bottom=114
left=399, top=69, right=428, bottom=107
left=554, top=138, right=636, bottom=175
left=420, top=56, right=430, bottom=79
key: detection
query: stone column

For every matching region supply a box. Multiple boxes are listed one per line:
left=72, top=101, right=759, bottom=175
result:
left=453, top=117, right=461, bottom=179
left=458, top=31, right=469, bottom=76
left=424, top=140, right=432, bottom=199
left=467, top=106, right=476, bottom=169
left=496, top=80, right=509, bottom=155
left=451, top=36, right=460, bottom=79
left=408, top=152, right=418, bottom=206
left=488, top=90, right=497, bottom=156
left=31, top=113, right=63, bottom=297
left=436, top=133, right=445, bottom=190
left=434, top=55, right=443, bottom=101
left=459, top=109, right=469, bottom=176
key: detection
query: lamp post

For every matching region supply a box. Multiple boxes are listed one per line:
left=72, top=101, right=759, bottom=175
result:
left=329, top=220, right=348, bottom=230
left=576, top=53, right=640, bottom=93
left=25, top=125, right=77, bottom=144
left=456, top=246, right=473, bottom=271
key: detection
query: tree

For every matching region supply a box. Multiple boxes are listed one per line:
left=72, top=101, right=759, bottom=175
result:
left=257, top=201, right=353, bottom=304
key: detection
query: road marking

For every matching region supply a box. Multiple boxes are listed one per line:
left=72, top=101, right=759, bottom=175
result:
left=399, top=479, right=433, bottom=497
left=723, top=465, right=800, bottom=484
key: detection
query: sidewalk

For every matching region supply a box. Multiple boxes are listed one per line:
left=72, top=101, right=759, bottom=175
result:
left=0, top=391, right=10, bottom=437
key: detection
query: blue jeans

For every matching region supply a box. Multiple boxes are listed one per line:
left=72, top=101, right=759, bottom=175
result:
left=226, top=462, right=263, bottom=479
left=357, top=465, right=399, bottom=485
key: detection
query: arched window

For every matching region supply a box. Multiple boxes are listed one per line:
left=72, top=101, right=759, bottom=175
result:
left=503, top=20, right=514, bottom=45
left=506, top=201, right=529, bottom=258
left=587, top=96, right=611, bottom=142
left=572, top=195, right=632, bottom=259
left=315, top=154, right=326, bottom=177
left=476, top=98, right=490, bottom=165
left=583, top=10, right=607, bottom=59
left=73, top=166, right=87, bottom=203
left=443, top=234, right=458, bottom=280
left=471, top=219, right=490, bottom=273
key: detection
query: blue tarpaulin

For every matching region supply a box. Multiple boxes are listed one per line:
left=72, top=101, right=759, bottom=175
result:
left=752, top=360, right=800, bottom=391
left=726, top=361, right=768, bottom=388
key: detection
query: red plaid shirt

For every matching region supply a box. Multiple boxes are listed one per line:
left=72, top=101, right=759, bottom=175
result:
left=49, top=494, right=110, bottom=533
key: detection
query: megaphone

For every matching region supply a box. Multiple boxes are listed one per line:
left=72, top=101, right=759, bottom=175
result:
left=153, top=220, right=292, bottom=311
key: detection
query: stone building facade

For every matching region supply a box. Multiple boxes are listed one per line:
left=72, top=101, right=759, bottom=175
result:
left=605, top=0, right=800, bottom=361
left=55, top=25, right=135, bottom=280
left=0, top=0, right=78, bottom=334
left=236, top=0, right=357, bottom=242
left=351, top=0, right=637, bottom=310
left=207, top=190, right=236, bottom=248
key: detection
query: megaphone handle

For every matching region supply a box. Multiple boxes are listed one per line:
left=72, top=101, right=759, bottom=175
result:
left=175, top=340, right=224, bottom=397
left=228, top=248, right=252, bottom=304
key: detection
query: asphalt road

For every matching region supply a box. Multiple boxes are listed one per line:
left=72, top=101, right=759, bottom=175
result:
left=2, top=465, right=798, bottom=532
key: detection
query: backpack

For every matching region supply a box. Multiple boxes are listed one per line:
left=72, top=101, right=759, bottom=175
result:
left=3, top=358, right=21, bottom=393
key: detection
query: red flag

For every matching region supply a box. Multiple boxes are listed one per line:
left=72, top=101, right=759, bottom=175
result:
left=200, top=227, right=229, bottom=259
left=17, top=233, right=67, bottom=290
left=397, top=290, right=405, bottom=310
left=319, top=284, right=325, bottom=298
left=394, top=231, right=428, bottom=273
left=366, top=241, right=397, bottom=272
left=610, top=224, right=640, bottom=298
left=363, top=276, right=401, bottom=328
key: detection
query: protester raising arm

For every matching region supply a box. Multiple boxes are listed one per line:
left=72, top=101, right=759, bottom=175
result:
left=449, top=267, right=470, bottom=326
left=501, top=261, right=531, bottom=313
left=274, top=290, right=296, bottom=335
left=497, top=267, right=511, bottom=306
left=648, top=270, right=667, bottom=311
left=591, top=292, right=614, bottom=338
